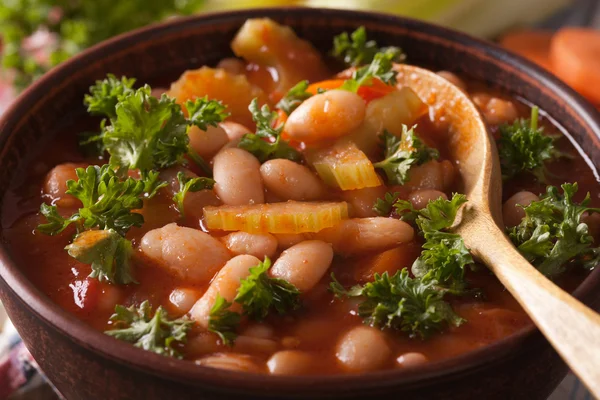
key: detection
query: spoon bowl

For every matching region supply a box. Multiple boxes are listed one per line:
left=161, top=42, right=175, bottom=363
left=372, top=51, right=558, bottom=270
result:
left=396, top=64, right=600, bottom=397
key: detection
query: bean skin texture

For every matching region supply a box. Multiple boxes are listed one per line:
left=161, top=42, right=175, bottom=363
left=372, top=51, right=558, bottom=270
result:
left=314, top=218, right=414, bottom=255
left=42, top=163, right=86, bottom=208
left=159, top=167, right=221, bottom=219
left=341, top=185, right=387, bottom=218
left=472, top=93, right=518, bottom=126
left=219, top=121, right=252, bottom=149
left=213, top=148, right=265, bottom=205
left=140, top=223, right=230, bottom=285
left=189, top=254, right=260, bottom=327
left=396, top=352, right=428, bottom=368
left=285, top=90, right=366, bottom=142
left=404, top=160, right=455, bottom=192
left=270, top=240, right=334, bottom=292
left=260, top=159, right=325, bottom=201
left=168, top=288, right=202, bottom=315
left=409, top=189, right=448, bottom=210
left=503, top=191, right=539, bottom=228
left=267, top=350, right=315, bottom=375
left=221, top=231, right=278, bottom=259
left=336, top=326, right=391, bottom=372
left=195, top=353, right=264, bottom=372
left=273, top=233, right=309, bottom=250
left=188, top=125, right=230, bottom=160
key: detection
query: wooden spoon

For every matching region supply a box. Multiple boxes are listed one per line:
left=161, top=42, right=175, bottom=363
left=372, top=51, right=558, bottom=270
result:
left=395, top=64, right=600, bottom=396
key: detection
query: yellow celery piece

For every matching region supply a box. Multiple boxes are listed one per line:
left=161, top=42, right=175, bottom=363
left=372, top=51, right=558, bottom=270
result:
left=309, top=141, right=382, bottom=191
left=203, top=201, right=349, bottom=234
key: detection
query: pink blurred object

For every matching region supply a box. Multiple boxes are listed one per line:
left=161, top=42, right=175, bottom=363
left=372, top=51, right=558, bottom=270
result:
left=0, top=77, right=15, bottom=117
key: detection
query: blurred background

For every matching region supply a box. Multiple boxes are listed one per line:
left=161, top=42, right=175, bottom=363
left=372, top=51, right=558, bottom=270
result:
left=0, top=0, right=598, bottom=399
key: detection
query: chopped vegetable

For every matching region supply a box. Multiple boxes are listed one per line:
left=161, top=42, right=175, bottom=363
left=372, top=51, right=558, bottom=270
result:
left=234, top=257, right=301, bottom=320
left=332, top=26, right=405, bottom=67
left=84, top=74, right=136, bottom=118
left=65, top=229, right=135, bottom=285
left=372, top=192, right=401, bottom=216
left=105, top=300, right=193, bottom=358
left=395, top=194, right=474, bottom=291
left=330, top=270, right=464, bottom=339
left=309, top=141, right=382, bottom=190
left=203, top=201, right=349, bottom=234
left=37, top=165, right=164, bottom=236
left=238, top=99, right=302, bottom=163
left=374, top=126, right=439, bottom=185
left=340, top=52, right=398, bottom=93
left=508, top=183, right=600, bottom=277
left=185, top=96, right=230, bottom=131
left=276, top=80, right=312, bottom=115
left=498, top=106, right=563, bottom=181
left=173, top=172, right=215, bottom=217
left=208, top=294, right=241, bottom=346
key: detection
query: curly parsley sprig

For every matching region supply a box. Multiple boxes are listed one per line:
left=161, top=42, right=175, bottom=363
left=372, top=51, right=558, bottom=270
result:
left=332, top=26, right=405, bottom=67
left=238, top=98, right=302, bottom=162
left=498, top=106, right=566, bottom=182
left=105, top=301, right=193, bottom=358
left=173, top=172, right=215, bottom=217
left=509, top=183, right=600, bottom=277
left=276, top=80, right=312, bottom=115
left=340, top=51, right=399, bottom=92
left=374, top=126, right=439, bottom=185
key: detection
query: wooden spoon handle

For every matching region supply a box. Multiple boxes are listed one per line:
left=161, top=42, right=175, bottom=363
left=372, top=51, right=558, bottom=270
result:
left=464, top=214, right=600, bottom=396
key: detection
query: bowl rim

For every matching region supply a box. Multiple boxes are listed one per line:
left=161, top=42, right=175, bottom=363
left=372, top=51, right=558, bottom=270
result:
left=1, top=6, right=600, bottom=395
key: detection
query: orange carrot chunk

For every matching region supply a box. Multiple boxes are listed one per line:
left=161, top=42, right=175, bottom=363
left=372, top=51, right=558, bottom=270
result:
left=500, top=30, right=553, bottom=71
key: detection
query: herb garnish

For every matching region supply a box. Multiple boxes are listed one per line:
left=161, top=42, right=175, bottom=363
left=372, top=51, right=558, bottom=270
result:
left=508, top=183, right=600, bottom=277
left=332, top=26, right=405, bottom=67
left=238, top=98, right=302, bottom=162
left=207, top=294, right=241, bottom=346
left=339, top=52, right=398, bottom=93
left=276, top=80, right=312, bottom=115
left=372, top=192, right=400, bottom=216
left=373, top=126, right=439, bottom=185
left=105, top=301, right=193, bottom=358
left=498, top=106, right=564, bottom=181
left=172, top=172, right=215, bottom=217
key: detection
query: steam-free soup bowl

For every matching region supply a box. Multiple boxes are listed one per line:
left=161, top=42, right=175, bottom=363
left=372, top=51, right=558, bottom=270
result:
left=0, top=7, right=599, bottom=400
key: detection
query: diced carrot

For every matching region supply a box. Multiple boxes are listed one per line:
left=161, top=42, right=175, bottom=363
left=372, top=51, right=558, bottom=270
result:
left=307, top=78, right=395, bottom=103
left=499, top=30, right=553, bottom=71
left=354, top=242, right=422, bottom=282
left=550, top=28, right=600, bottom=105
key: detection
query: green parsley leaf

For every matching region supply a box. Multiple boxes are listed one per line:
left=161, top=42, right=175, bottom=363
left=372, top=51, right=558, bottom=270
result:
left=173, top=171, right=215, bottom=217
left=276, top=80, right=312, bottom=115
left=330, top=270, right=464, bottom=339
left=340, top=52, right=399, bottom=92
left=208, top=294, right=241, bottom=346
left=84, top=74, right=136, bottom=118
left=234, top=257, right=301, bottom=320
left=332, top=26, right=405, bottom=67
left=238, top=98, right=302, bottom=163
left=509, top=183, right=600, bottom=277
left=102, top=86, right=189, bottom=172
left=105, top=300, right=193, bottom=358
left=185, top=96, right=229, bottom=131
left=65, top=229, right=135, bottom=284
left=372, top=192, right=400, bottom=216
left=374, top=126, right=439, bottom=185
left=498, top=106, right=565, bottom=181
left=413, top=193, right=467, bottom=232
left=37, top=164, right=163, bottom=236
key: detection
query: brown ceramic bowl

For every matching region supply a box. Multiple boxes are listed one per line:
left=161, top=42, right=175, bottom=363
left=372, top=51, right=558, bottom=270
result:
left=0, top=7, right=599, bottom=400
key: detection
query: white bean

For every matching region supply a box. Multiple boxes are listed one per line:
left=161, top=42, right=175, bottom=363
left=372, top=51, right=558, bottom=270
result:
left=233, top=335, right=279, bottom=355
left=159, top=167, right=221, bottom=219
left=188, top=125, right=229, bottom=160
left=270, top=240, right=333, bottom=292
left=260, top=159, right=325, bottom=201
left=221, top=231, right=277, bottom=259
left=273, top=233, right=309, bottom=250
left=286, top=90, right=365, bottom=142
left=315, top=218, right=414, bottom=255
left=267, top=350, right=315, bottom=375
left=196, top=353, right=263, bottom=372
left=213, top=148, right=264, bottom=205
left=140, top=223, right=230, bottom=284
left=189, top=254, right=260, bottom=327
left=472, top=93, right=518, bottom=125
left=336, top=326, right=391, bottom=372
left=43, top=163, right=86, bottom=208
left=341, top=185, right=387, bottom=218
left=404, top=160, right=455, bottom=192
left=220, top=121, right=252, bottom=142
left=168, top=288, right=201, bottom=315
left=409, top=189, right=448, bottom=210
left=241, top=323, right=274, bottom=339
left=396, top=352, right=428, bottom=368
left=503, top=191, right=539, bottom=228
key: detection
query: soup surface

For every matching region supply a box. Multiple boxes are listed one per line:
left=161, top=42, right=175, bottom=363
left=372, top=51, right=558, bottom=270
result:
left=1, top=19, right=598, bottom=375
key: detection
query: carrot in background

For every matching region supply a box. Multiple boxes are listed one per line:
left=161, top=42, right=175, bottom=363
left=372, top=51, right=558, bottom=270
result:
left=499, top=30, right=553, bottom=70
left=550, top=28, right=600, bottom=105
